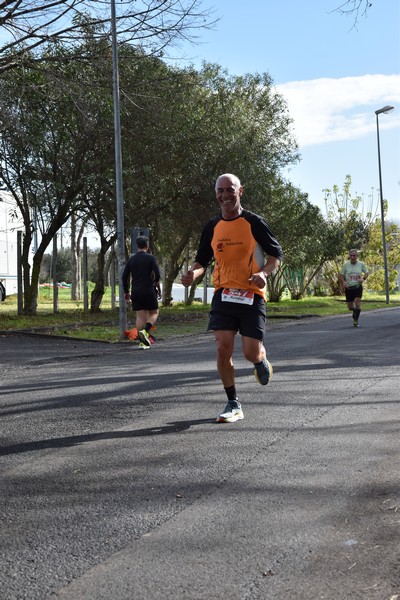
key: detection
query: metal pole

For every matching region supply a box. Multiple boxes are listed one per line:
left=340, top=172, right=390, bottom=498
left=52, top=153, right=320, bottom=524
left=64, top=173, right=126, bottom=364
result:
left=83, top=236, right=89, bottom=311
left=375, top=113, right=390, bottom=304
left=111, top=0, right=127, bottom=336
left=17, top=230, right=23, bottom=315
left=53, top=234, right=58, bottom=313
left=184, top=250, right=189, bottom=304
left=111, top=246, right=116, bottom=310
left=162, top=256, right=166, bottom=304
left=203, top=267, right=207, bottom=304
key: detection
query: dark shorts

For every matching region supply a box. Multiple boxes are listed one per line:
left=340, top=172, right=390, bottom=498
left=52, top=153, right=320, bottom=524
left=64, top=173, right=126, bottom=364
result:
left=345, top=284, right=363, bottom=302
left=131, top=288, right=158, bottom=311
left=208, top=288, right=266, bottom=341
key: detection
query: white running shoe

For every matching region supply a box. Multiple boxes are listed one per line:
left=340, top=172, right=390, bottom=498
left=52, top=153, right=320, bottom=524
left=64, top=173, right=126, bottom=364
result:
left=216, top=401, right=244, bottom=423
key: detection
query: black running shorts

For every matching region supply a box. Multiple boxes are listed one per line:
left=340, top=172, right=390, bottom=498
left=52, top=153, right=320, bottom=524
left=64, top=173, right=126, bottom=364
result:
left=131, top=288, right=158, bottom=311
left=208, top=288, right=266, bottom=341
left=345, top=284, right=363, bottom=303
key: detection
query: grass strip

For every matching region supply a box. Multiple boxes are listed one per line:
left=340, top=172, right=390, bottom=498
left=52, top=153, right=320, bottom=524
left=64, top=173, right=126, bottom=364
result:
left=1, top=290, right=399, bottom=343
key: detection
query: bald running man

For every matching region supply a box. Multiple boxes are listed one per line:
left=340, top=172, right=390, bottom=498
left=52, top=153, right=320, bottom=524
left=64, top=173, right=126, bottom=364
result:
left=182, top=173, right=283, bottom=423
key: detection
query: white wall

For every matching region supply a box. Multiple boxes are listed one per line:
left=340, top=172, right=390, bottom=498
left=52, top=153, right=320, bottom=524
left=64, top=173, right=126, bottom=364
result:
left=0, top=190, right=24, bottom=296
left=165, top=283, right=214, bottom=303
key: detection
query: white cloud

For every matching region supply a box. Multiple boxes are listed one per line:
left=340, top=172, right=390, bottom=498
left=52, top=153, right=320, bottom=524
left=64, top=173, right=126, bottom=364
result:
left=276, top=74, right=400, bottom=146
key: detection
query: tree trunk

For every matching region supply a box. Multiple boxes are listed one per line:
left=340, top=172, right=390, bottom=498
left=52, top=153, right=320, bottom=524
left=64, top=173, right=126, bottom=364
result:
left=104, top=246, right=116, bottom=286
left=90, top=250, right=106, bottom=312
left=162, top=232, right=192, bottom=306
left=23, top=252, right=43, bottom=315
left=267, top=269, right=285, bottom=302
left=22, top=210, right=72, bottom=314
left=90, top=236, right=116, bottom=312
left=163, top=262, right=182, bottom=307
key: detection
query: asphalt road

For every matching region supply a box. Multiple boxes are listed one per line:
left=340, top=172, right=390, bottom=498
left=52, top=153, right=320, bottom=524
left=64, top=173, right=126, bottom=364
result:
left=1, top=308, right=399, bottom=600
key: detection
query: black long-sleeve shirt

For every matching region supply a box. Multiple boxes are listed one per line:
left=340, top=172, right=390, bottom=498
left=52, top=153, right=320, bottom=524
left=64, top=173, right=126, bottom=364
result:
left=122, top=251, right=160, bottom=294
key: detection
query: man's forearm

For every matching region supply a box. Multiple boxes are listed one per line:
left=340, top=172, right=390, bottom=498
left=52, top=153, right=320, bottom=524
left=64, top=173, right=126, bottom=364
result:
left=189, top=262, right=205, bottom=279
left=181, top=262, right=205, bottom=287
left=261, top=256, right=280, bottom=277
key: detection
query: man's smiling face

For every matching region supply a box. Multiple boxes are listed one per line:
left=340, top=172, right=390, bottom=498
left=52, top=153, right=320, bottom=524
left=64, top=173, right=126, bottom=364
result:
left=215, top=175, right=243, bottom=220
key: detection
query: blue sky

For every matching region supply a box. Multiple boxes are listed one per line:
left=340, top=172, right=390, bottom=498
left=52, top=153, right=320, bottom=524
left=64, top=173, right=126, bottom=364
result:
left=169, top=0, right=400, bottom=223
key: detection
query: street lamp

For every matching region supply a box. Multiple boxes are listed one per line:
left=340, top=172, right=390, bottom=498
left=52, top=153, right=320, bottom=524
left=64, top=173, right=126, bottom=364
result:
left=111, top=0, right=127, bottom=336
left=375, top=105, right=394, bottom=305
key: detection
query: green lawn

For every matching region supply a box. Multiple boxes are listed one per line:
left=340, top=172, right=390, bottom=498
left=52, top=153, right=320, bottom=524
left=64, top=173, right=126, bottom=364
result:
left=1, top=286, right=398, bottom=343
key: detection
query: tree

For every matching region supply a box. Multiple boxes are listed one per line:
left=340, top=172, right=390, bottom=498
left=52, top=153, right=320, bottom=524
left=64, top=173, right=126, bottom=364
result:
left=0, top=0, right=215, bottom=74
left=322, top=175, right=375, bottom=295
left=1, top=40, right=300, bottom=312
left=0, top=43, right=114, bottom=314
left=363, top=218, right=400, bottom=293
left=323, top=175, right=374, bottom=249
left=257, top=181, right=339, bottom=301
left=118, top=61, right=299, bottom=304
left=40, top=247, right=99, bottom=285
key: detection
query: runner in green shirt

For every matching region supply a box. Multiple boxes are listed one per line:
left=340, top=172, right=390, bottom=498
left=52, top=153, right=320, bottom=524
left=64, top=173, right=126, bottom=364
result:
left=339, top=249, right=369, bottom=327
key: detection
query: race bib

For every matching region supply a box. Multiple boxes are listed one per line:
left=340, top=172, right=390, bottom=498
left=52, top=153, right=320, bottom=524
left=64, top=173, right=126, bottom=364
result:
left=349, top=274, right=363, bottom=282
left=221, top=288, right=254, bottom=305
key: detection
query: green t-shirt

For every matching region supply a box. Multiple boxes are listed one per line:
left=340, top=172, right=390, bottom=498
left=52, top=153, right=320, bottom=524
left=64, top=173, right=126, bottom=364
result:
left=340, top=261, right=368, bottom=287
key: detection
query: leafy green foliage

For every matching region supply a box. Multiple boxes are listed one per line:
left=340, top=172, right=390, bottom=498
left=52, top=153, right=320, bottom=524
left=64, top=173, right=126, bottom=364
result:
left=320, top=175, right=378, bottom=295
left=323, top=174, right=374, bottom=253
left=363, top=220, right=400, bottom=292
left=1, top=38, right=300, bottom=310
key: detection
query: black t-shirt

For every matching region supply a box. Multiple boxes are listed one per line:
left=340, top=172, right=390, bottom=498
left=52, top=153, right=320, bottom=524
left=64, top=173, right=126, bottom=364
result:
left=122, top=252, right=160, bottom=293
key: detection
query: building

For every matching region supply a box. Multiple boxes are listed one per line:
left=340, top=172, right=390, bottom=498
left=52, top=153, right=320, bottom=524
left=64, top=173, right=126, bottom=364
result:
left=0, top=188, right=24, bottom=299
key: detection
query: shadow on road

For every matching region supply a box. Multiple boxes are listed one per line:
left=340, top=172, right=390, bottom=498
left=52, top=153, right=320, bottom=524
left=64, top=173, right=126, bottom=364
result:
left=0, top=418, right=215, bottom=456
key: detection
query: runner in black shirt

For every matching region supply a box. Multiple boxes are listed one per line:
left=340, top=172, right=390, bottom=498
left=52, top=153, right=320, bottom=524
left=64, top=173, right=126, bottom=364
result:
left=122, top=236, right=161, bottom=348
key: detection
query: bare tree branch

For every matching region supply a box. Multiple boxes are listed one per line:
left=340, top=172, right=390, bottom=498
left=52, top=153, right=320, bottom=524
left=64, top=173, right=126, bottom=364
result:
left=332, top=0, right=373, bottom=27
left=0, top=0, right=217, bottom=73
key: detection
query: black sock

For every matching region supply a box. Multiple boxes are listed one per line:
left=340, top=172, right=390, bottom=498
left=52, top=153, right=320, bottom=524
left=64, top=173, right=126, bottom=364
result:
left=145, top=322, right=152, bottom=333
left=254, top=359, right=265, bottom=367
left=353, top=308, right=361, bottom=320
left=224, top=385, right=237, bottom=403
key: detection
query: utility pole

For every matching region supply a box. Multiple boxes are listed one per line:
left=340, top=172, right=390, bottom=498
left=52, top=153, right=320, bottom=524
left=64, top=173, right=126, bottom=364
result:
left=111, top=0, right=127, bottom=336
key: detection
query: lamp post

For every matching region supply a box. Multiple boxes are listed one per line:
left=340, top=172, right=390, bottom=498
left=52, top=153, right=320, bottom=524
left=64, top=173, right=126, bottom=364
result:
left=375, top=105, right=394, bottom=305
left=111, top=0, right=127, bottom=336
